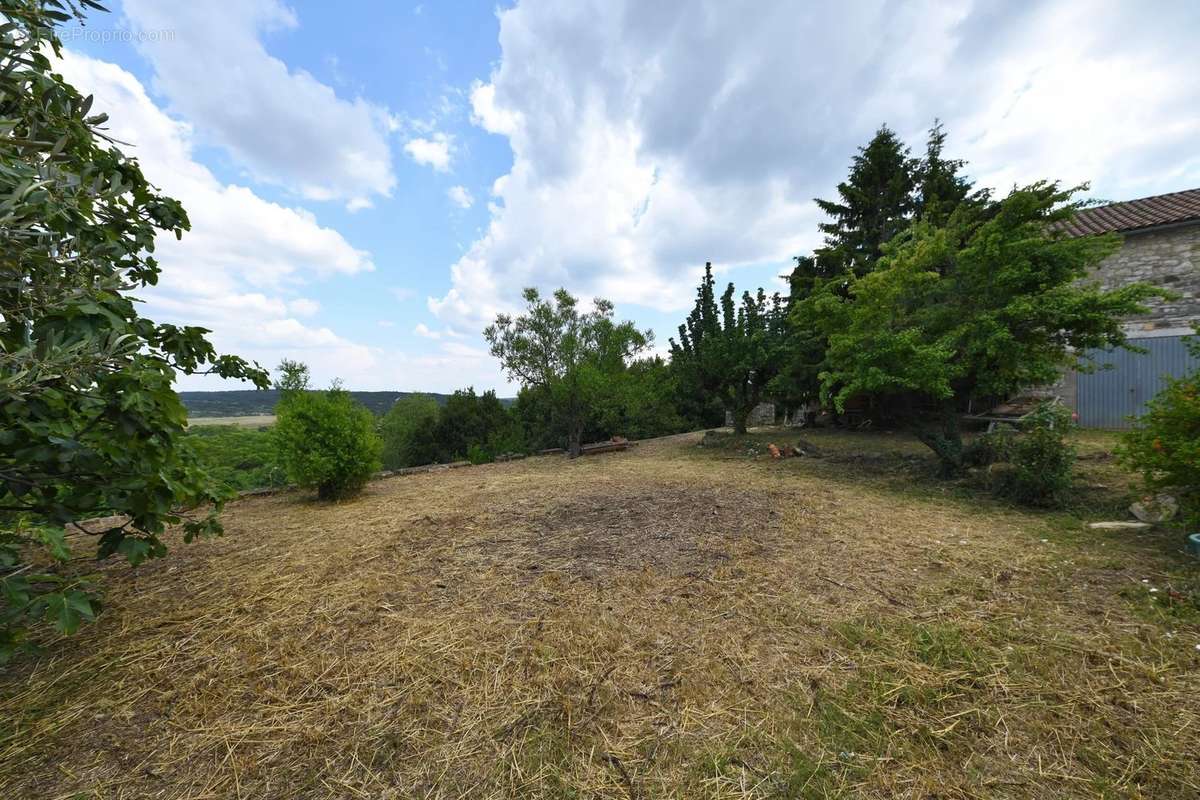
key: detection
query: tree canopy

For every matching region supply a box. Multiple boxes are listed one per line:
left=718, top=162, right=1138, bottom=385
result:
left=813, top=125, right=917, bottom=277
left=809, top=182, right=1159, bottom=472
left=274, top=384, right=381, bottom=501
left=273, top=359, right=311, bottom=395
left=380, top=394, right=442, bottom=469
left=1, top=0, right=267, bottom=659
left=485, top=288, right=649, bottom=456
left=670, top=263, right=787, bottom=434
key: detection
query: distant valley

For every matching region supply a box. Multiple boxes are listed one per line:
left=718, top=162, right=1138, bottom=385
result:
left=179, top=390, right=469, bottom=418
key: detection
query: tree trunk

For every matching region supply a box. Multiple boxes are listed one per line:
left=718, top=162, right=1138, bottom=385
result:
left=914, top=401, right=964, bottom=476
left=567, top=427, right=582, bottom=458
left=732, top=407, right=750, bottom=435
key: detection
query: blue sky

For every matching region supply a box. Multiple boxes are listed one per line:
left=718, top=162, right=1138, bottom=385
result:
left=57, top=0, right=1200, bottom=392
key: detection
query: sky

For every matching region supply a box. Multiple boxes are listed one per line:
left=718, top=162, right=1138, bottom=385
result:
left=57, top=0, right=1200, bottom=393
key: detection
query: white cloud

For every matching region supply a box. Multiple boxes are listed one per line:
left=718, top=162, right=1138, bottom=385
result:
left=447, top=185, right=474, bottom=209
left=433, top=0, right=1200, bottom=333
left=56, top=51, right=378, bottom=389
left=120, top=0, right=396, bottom=208
left=404, top=133, right=454, bottom=171
left=413, top=323, right=441, bottom=339
left=390, top=287, right=416, bottom=302
left=469, top=81, right=520, bottom=137
left=288, top=298, right=320, bottom=317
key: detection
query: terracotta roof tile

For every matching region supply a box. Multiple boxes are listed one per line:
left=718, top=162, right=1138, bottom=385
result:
left=1061, top=187, right=1200, bottom=236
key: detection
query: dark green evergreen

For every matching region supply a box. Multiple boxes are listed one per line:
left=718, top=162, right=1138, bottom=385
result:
left=670, top=264, right=787, bottom=434
left=813, top=125, right=918, bottom=277
left=914, top=119, right=988, bottom=226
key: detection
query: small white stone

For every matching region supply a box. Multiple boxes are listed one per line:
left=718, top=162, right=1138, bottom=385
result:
left=1087, top=521, right=1152, bottom=531
left=1149, top=588, right=1159, bottom=593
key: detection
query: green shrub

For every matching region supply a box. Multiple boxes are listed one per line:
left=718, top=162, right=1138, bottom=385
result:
left=963, top=425, right=1017, bottom=467
left=380, top=394, right=442, bottom=469
left=1117, top=336, right=1200, bottom=525
left=274, top=388, right=382, bottom=501
left=466, top=443, right=491, bottom=465
left=187, top=425, right=286, bottom=491
left=994, top=402, right=1076, bottom=506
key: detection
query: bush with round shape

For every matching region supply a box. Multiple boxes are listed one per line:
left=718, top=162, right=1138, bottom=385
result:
left=274, top=389, right=382, bottom=501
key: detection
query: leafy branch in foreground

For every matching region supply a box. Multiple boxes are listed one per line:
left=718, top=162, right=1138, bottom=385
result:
left=0, top=0, right=268, bottom=662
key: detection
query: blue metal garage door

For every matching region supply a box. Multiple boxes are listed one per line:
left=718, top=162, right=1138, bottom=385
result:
left=1077, top=334, right=1198, bottom=429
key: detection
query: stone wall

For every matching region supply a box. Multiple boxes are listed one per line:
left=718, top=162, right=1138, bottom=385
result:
left=724, top=402, right=776, bottom=428
left=1092, top=223, right=1200, bottom=333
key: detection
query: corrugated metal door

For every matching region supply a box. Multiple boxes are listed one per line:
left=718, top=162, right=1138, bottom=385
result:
left=1076, top=334, right=1197, bottom=429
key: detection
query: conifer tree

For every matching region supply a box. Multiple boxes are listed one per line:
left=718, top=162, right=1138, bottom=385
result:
left=813, top=125, right=918, bottom=277
left=914, top=119, right=988, bottom=226
left=670, top=264, right=787, bottom=434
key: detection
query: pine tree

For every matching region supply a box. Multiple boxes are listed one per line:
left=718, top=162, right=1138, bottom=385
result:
left=813, top=125, right=918, bottom=277
left=914, top=119, right=988, bottom=227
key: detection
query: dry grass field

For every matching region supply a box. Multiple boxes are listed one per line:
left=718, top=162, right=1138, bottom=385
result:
left=186, top=415, right=277, bottom=428
left=1, top=430, right=1198, bottom=799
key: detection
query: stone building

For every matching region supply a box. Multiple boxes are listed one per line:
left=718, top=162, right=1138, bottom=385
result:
left=1058, top=188, right=1200, bottom=427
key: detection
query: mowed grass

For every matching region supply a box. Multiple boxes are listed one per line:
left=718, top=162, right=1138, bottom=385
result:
left=1, top=430, right=1198, bottom=799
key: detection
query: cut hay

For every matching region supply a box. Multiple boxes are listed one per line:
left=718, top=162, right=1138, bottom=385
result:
left=1, top=432, right=1198, bottom=798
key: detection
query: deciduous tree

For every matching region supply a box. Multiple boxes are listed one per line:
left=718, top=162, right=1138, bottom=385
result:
left=485, top=288, right=649, bottom=456
left=273, top=359, right=311, bottom=396
left=379, top=394, right=441, bottom=469
left=274, top=383, right=382, bottom=501
left=811, top=182, right=1159, bottom=473
left=0, top=0, right=267, bottom=660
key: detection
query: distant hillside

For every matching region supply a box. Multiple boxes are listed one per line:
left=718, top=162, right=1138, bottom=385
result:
left=179, top=390, right=473, bottom=418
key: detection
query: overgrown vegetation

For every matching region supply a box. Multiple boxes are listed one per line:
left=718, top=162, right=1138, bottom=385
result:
left=186, top=426, right=285, bottom=493
left=1118, top=330, right=1200, bottom=525
left=992, top=402, right=1077, bottom=506
left=0, top=0, right=266, bottom=661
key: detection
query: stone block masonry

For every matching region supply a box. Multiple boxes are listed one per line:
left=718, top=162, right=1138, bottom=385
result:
left=1093, top=223, right=1200, bottom=333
